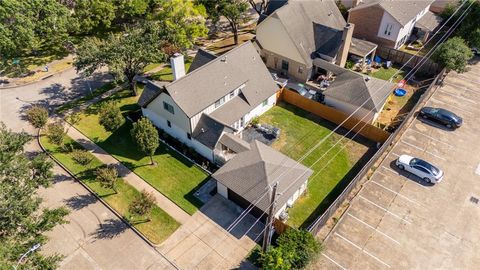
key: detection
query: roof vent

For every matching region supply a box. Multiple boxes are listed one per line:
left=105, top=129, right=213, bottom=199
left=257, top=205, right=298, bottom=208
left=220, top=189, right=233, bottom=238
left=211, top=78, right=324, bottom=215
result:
left=201, top=128, right=205, bottom=133
left=221, top=56, right=227, bottom=63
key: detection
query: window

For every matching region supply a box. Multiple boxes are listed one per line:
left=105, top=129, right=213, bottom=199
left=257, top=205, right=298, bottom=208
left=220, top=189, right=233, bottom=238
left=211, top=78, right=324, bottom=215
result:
left=163, top=102, right=174, bottom=114
left=167, top=120, right=171, bottom=127
left=262, top=99, right=268, bottom=107
left=384, top=23, right=393, bottom=36
left=298, top=66, right=304, bottom=74
left=187, top=133, right=191, bottom=140
left=281, top=60, right=289, bottom=71
left=229, top=91, right=235, bottom=98
left=215, top=97, right=225, bottom=108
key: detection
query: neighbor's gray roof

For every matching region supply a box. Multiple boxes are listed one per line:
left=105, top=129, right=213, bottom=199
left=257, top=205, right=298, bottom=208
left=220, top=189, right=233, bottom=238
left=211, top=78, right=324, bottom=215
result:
left=416, top=11, right=442, bottom=31
left=261, top=0, right=347, bottom=65
left=349, top=38, right=378, bottom=57
left=138, top=81, right=168, bottom=107
left=218, top=133, right=251, bottom=154
left=188, top=49, right=216, bottom=73
left=192, top=114, right=234, bottom=149
left=350, top=0, right=434, bottom=26
left=213, top=140, right=313, bottom=213
left=143, top=42, right=278, bottom=118
left=313, top=58, right=394, bottom=112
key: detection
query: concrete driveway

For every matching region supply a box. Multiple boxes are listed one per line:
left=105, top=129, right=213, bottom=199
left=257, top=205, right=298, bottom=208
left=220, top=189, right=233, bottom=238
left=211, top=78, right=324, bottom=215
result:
left=314, top=61, right=480, bottom=269
left=159, top=195, right=263, bottom=270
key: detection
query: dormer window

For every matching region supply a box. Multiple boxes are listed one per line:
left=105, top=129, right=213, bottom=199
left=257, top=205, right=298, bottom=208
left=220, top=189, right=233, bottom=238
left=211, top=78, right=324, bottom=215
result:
left=215, top=97, right=226, bottom=108
left=229, top=91, right=235, bottom=98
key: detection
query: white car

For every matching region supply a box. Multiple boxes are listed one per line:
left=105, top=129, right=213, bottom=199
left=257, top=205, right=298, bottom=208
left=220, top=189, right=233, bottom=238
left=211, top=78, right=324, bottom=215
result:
left=395, top=155, right=444, bottom=184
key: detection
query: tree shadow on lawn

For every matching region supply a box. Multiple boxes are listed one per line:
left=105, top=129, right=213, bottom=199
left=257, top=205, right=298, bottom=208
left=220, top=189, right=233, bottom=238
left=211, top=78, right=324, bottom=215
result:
left=297, top=144, right=378, bottom=229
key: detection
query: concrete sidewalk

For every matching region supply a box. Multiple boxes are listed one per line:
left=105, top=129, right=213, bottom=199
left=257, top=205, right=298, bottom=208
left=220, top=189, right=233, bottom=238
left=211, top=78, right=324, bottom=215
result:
left=65, top=124, right=191, bottom=224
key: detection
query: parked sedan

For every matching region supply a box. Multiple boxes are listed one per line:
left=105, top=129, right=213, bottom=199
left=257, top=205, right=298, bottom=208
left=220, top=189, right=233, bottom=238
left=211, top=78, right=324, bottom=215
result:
left=419, top=107, right=462, bottom=129
left=396, top=155, right=444, bottom=184
left=286, top=82, right=314, bottom=99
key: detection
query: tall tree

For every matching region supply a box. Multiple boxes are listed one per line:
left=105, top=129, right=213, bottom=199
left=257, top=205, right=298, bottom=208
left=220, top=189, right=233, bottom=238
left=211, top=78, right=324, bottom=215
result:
left=0, top=123, right=69, bottom=269
left=98, top=101, right=125, bottom=131
left=247, top=0, right=270, bottom=16
left=74, top=23, right=166, bottom=95
left=130, top=117, right=159, bottom=165
left=69, top=0, right=117, bottom=35
left=199, top=0, right=250, bottom=45
left=25, top=106, right=48, bottom=131
left=433, top=37, right=473, bottom=73
left=95, top=165, right=119, bottom=193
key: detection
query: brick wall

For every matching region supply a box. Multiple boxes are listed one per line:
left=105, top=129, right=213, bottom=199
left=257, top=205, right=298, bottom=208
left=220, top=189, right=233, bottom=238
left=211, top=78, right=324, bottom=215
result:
left=348, top=6, right=397, bottom=48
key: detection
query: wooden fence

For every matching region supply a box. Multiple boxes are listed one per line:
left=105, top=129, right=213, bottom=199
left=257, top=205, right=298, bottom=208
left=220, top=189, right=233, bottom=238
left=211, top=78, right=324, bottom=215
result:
left=279, top=89, right=391, bottom=143
left=376, top=46, right=442, bottom=75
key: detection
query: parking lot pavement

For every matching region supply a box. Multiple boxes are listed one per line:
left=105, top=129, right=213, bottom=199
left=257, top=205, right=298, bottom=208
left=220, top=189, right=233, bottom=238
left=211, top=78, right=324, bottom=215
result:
left=313, top=62, right=480, bottom=269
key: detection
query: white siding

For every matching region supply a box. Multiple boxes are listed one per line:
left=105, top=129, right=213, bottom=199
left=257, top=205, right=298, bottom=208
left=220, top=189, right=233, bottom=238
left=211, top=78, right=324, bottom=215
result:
left=243, top=93, right=277, bottom=124
left=217, top=182, right=228, bottom=199
left=274, top=180, right=308, bottom=218
left=146, top=93, right=191, bottom=133
left=256, top=16, right=306, bottom=65
left=377, top=11, right=402, bottom=42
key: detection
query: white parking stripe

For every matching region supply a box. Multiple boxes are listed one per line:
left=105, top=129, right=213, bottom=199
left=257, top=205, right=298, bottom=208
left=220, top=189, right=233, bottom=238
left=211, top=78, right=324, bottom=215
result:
left=359, top=195, right=412, bottom=224
left=407, top=129, right=452, bottom=148
left=381, top=165, right=400, bottom=175
left=475, top=163, right=480, bottom=176
left=335, top=233, right=391, bottom=268
left=401, top=139, right=424, bottom=151
left=390, top=152, right=400, bottom=157
left=429, top=98, right=475, bottom=114
left=437, top=89, right=478, bottom=104
left=400, top=140, right=446, bottom=161
left=322, top=253, right=347, bottom=270
left=378, top=167, right=429, bottom=190
left=347, top=213, right=400, bottom=245
left=370, top=181, right=420, bottom=205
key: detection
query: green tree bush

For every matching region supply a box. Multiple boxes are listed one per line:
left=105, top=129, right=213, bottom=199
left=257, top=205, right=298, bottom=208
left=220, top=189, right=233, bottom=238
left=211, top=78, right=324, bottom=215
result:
left=130, top=117, right=159, bottom=165
left=129, top=190, right=155, bottom=218
left=433, top=37, right=473, bottom=73
left=98, top=101, right=125, bottom=132
left=26, top=105, right=48, bottom=130
left=71, top=149, right=92, bottom=166
left=95, top=165, right=118, bottom=193
left=46, top=122, right=66, bottom=147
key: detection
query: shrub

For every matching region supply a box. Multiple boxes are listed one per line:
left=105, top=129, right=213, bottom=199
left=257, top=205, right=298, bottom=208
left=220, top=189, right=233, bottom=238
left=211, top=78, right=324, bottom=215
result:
left=276, top=229, right=322, bottom=269
left=95, top=165, right=118, bottom=192
left=433, top=37, right=473, bottom=73
left=99, top=101, right=124, bottom=131
left=130, top=117, right=159, bottom=165
left=345, top=59, right=355, bottom=70
left=129, top=190, right=155, bottom=217
left=71, top=149, right=92, bottom=166
left=47, top=122, right=66, bottom=147
left=250, top=117, right=260, bottom=126
left=261, top=247, right=292, bottom=270
left=26, top=105, right=48, bottom=129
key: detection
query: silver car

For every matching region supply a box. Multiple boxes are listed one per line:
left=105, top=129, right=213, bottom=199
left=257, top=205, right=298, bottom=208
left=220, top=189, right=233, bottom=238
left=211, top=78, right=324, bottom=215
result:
left=395, top=154, right=444, bottom=184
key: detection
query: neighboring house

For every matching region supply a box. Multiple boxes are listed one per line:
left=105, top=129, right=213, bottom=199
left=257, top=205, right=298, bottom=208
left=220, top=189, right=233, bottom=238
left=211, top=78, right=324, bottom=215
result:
left=138, top=42, right=280, bottom=164
left=213, top=140, right=313, bottom=220
left=430, top=0, right=458, bottom=13
left=313, top=59, right=395, bottom=123
left=348, top=0, right=441, bottom=49
left=255, top=0, right=377, bottom=83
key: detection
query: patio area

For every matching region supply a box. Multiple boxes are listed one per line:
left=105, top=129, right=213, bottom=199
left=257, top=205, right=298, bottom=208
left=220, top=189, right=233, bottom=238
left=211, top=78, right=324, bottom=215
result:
left=241, top=124, right=280, bottom=146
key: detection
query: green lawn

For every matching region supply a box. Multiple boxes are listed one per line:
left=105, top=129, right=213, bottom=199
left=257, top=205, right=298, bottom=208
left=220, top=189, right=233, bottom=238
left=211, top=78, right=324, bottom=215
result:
left=73, top=88, right=209, bottom=215
left=56, top=81, right=117, bottom=114
left=40, top=135, right=179, bottom=244
left=370, top=66, right=406, bottom=83
left=257, top=103, right=361, bottom=228
left=150, top=57, right=193, bottom=82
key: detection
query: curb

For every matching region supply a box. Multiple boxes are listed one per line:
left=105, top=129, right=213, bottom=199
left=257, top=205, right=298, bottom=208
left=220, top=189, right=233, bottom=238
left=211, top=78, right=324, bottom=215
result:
left=0, top=66, right=75, bottom=90
left=36, top=130, right=181, bottom=270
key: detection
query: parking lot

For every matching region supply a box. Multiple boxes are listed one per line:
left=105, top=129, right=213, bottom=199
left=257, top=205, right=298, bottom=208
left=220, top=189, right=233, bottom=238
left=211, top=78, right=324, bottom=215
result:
left=314, top=61, right=480, bottom=269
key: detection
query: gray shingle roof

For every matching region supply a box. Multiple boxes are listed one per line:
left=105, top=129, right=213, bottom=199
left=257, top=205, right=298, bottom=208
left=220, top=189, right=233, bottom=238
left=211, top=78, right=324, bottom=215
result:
left=218, top=133, right=251, bottom=153
left=313, top=58, right=394, bottom=112
left=349, top=38, right=378, bottom=57
left=188, top=49, right=216, bottom=73
left=350, top=0, right=434, bottom=26
left=209, top=94, right=252, bottom=126
left=212, top=140, right=313, bottom=213
left=138, top=81, right=168, bottom=108
left=147, top=42, right=278, bottom=118
left=192, top=114, right=234, bottom=149
left=416, top=10, right=442, bottom=31
left=261, top=0, right=347, bottom=65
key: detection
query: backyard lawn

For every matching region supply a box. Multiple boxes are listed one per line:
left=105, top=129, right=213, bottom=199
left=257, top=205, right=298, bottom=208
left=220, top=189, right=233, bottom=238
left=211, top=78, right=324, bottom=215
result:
left=370, top=66, right=406, bottom=82
left=41, top=135, right=180, bottom=244
left=72, top=88, right=209, bottom=215
left=257, top=103, right=372, bottom=228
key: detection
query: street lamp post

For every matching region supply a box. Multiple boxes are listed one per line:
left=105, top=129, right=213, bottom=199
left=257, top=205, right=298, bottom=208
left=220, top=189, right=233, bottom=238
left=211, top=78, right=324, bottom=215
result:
left=14, top=243, right=41, bottom=270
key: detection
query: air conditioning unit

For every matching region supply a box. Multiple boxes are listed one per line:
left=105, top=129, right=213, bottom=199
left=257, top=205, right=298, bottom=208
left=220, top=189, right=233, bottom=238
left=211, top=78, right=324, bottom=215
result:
left=286, top=199, right=294, bottom=208
left=279, top=211, right=289, bottom=221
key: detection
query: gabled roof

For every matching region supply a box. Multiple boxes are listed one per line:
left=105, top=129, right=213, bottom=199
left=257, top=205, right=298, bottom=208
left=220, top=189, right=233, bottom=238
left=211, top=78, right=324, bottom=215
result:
left=139, top=42, right=278, bottom=118
left=258, top=0, right=347, bottom=65
left=138, top=81, right=168, bottom=108
left=218, top=133, right=251, bottom=154
left=213, top=140, right=313, bottom=213
left=416, top=10, right=442, bottom=31
left=188, top=49, right=216, bottom=73
left=313, top=58, right=395, bottom=113
left=192, top=114, right=234, bottom=150
left=349, top=0, right=434, bottom=26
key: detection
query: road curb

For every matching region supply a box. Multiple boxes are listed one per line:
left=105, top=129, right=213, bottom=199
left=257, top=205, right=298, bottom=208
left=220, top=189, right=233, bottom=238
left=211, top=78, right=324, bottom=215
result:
left=0, top=66, right=75, bottom=90
left=36, top=130, right=180, bottom=270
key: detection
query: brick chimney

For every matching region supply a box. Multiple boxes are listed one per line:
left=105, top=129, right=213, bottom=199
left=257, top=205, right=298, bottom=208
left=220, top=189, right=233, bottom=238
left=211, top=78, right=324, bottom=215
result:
left=170, top=53, right=185, bottom=81
left=336, top=23, right=354, bottom=68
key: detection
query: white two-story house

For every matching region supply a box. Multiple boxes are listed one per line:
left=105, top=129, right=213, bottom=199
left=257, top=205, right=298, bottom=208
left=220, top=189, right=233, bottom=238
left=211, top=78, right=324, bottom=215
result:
left=138, top=42, right=280, bottom=165
left=347, top=0, right=441, bottom=49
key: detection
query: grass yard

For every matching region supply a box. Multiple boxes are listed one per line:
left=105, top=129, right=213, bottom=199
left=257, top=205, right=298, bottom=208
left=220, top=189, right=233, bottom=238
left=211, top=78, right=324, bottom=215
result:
left=370, top=66, right=406, bottom=82
left=150, top=57, right=193, bottom=82
left=56, top=81, right=117, bottom=114
left=40, top=135, right=180, bottom=244
left=72, top=88, right=209, bottom=215
left=257, top=103, right=373, bottom=228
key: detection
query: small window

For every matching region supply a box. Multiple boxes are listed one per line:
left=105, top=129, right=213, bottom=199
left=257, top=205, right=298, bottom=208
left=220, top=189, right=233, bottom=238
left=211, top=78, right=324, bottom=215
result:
left=187, top=133, right=191, bottom=140
left=215, top=97, right=225, bottom=108
left=262, top=99, right=268, bottom=107
left=167, top=120, right=171, bottom=127
left=281, top=60, right=289, bottom=71
left=163, top=102, right=174, bottom=114
left=229, top=91, right=235, bottom=98
left=298, top=66, right=304, bottom=74
left=384, top=23, right=392, bottom=36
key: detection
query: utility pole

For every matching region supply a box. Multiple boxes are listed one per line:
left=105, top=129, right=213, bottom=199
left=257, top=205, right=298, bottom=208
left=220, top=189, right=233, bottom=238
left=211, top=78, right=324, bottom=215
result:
left=262, top=182, right=278, bottom=253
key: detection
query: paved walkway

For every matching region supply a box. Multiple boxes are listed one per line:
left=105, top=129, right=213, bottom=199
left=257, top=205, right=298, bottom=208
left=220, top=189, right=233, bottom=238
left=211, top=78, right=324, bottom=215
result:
left=64, top=124, right=191, bottom=224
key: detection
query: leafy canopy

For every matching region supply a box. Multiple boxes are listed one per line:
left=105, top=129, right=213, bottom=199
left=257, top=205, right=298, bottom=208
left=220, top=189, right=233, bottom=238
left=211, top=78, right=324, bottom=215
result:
left=433, top=37, right=473, bottom=73
left=98, top=101, right=124, bottom=132
left=130, top=117, right=160, bottom=165
left=26, top=106, right=49, bottom=129
left=0, top=123, right=69, bottom=269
